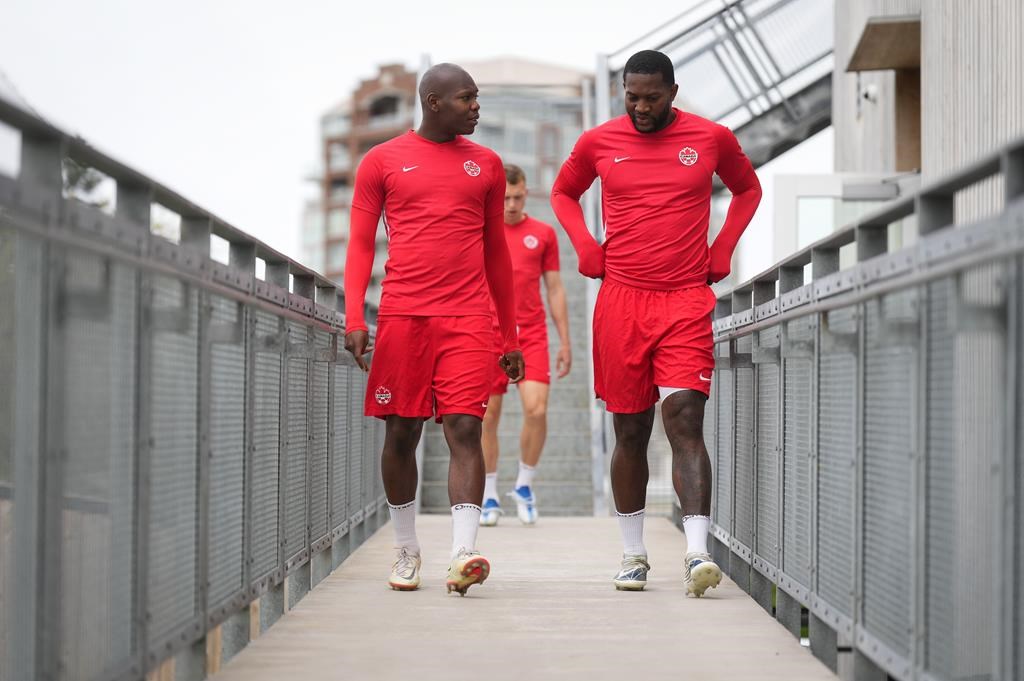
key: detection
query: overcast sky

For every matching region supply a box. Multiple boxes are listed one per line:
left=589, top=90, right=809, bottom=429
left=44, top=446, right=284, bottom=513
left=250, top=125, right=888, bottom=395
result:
left=0, top=0, right=831, bottom=274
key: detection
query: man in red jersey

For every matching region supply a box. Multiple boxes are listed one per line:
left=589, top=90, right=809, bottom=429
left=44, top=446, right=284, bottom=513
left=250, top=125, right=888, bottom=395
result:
left=551, top=50, right=761, bottom=596
left=479, top=164, right=572, bottom=528
left=344, top=63, right=524, bottom=596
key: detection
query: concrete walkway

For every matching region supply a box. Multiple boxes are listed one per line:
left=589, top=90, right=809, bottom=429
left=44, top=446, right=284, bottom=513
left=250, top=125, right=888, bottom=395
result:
left=213, top=516, right=836, bottom=681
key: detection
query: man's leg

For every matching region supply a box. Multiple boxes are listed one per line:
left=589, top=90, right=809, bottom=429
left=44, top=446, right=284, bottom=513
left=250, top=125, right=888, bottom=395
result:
left=381, top=415, right=425, bottom=591
left=610, top=408, right=656, bottom=590
left=661, top=388, right=720, bottom=597
left=509, top=380, right=549, bottom=524
left=480, top=393, right=504, bottom=525
left=442, top=413, right=491, bottom=594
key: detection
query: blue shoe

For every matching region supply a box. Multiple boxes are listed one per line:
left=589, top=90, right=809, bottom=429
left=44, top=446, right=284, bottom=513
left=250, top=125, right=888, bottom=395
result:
left=507, top=485, right=538, bottom=525
left=613, top=554, right=650, bottom=591
left=479, top=498, right=503, bottom=527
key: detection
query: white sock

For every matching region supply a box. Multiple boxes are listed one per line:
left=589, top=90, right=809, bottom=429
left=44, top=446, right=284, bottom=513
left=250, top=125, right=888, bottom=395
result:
left=451, top=503, right=482, bottom=557
left=387, top=499, right=419, bottom=554
left=616, top=508, right=646, bottom=556
left=682, top=514, right=710, bottom=555
left=483, top=472, right=499, bottom=502
left=515, top=461, right=536, bottom=489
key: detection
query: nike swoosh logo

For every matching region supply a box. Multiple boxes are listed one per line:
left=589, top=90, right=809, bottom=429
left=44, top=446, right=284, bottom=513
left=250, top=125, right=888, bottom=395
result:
left=614, top=156, right=630, bottom=163
left=481, top=402, right=489, bottom=408
left=402, top=165, right=418, bottom=172
left=699, top=373, right=712, bottom=382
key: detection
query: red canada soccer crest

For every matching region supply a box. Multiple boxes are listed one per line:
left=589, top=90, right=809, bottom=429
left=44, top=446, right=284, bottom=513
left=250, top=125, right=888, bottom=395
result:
left=374, top=386, right=392, bottom=405
left=523, top=235, right=539, bottom=249
left=463, top=160, right=481, bottom=176
left=679, top=147, right=698, bottom=166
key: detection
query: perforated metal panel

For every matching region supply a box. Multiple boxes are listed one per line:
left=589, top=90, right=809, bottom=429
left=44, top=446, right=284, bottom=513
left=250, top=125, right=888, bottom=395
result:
left=715, top=369, right=734, bottom=533
left=58, top=253, right=137, bottom=678
left=309, top=331, right=331, bottom=541
left=862, top=295, right=914, bottom=657
left=250, top=309, right=282, bottom=580
left=817, top=308, right=856, bottom=618
left=734, top=366, right=754, bottom=548
left=783, top=317, right=813, bottom=588
left=285, top=344, right=309, bottom=561
left=331, top=365, right=350, bottom=531
left=147, top=276, right=199, bottom=641
left=755, top=359, right=779, bottom=565
left=0, top=229, right=44, bottom=681
left=348, top=370, right=364, bottom=519
left=208, top=296, right=245, bottom=608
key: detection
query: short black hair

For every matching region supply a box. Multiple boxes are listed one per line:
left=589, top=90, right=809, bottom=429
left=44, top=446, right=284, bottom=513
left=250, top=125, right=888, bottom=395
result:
left=623, top=50, right=675, bottom=86
left=504, top=164, right=526, bottom=185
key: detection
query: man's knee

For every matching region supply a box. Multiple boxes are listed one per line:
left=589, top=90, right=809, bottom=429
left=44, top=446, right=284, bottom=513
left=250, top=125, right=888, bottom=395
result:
left=662, top=392, right=706, bottom=441
left=444, top=414, right=482, bottom=448
left=385, top=416, right=423, bottom=452
left=522, top=399, right=547, bottom=421
left=613, top=410, right=655, bottom=451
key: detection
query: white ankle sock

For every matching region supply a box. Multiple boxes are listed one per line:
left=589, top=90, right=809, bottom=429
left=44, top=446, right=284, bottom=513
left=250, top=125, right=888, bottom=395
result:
left=682, top=514, right=710, bottom=555
left=616, top=508, right=646, bottom=556
left=387, top=499, right=419, bottom=554
left=483, top=473, right=499, bottom=502
left=515, top=461, right=536, bottom=489
left=451, top=503, right=482, bottom=557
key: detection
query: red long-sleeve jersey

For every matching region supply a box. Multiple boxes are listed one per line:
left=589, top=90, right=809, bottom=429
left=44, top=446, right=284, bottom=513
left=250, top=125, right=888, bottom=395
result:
left=343, top=131, right=519, bottom=352
left=551, top=109, right=761, bottom=289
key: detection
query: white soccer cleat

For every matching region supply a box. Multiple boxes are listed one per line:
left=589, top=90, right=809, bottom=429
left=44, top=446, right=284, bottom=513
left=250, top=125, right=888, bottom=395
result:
left=508, top=485, right=538, bottom=525
left=613, top=554, right=651, bottom=591
left=388, top=547, right=422, bottom=591
left=683, top=551, right=722, bottom=597
left=479, top=498, right=503, bottom=527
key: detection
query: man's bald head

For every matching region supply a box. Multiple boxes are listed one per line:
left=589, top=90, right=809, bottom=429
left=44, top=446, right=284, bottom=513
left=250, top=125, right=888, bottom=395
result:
left=418, top=63, right=475, bottom=104
left=416, top=63, right=480, bottom=139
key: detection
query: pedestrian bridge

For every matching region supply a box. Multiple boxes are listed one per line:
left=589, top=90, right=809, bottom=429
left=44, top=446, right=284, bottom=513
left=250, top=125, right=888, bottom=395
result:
left=2, top=91, right=1023, bottom=681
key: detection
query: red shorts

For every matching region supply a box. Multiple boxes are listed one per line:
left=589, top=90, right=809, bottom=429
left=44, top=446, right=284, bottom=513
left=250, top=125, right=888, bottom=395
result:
left=593, top=281, right=716, bottom=413
left=365, top=315, right=496, bottom=422
left=489, top=321, right=550, bottom=394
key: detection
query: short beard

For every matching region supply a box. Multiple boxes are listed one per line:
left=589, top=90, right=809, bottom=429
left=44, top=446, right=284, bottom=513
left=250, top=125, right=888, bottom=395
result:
left=630, top=106, right=672, bottom=133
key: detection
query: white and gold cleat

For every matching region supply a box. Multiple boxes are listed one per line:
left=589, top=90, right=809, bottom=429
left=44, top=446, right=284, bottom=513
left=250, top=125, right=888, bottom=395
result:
left=683, top=551, right=722, bottom=597
left=446, top=548, right=490, bottom=596
left=388, top=547, right=422, bottom=591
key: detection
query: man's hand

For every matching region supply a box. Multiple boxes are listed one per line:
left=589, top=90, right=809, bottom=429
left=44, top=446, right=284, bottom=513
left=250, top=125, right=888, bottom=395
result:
left=578, top=242, right=605, bottom=279
left=556, top=345, right=572, bottom=378
left=344, top=330, right=373, bottom=372
left=499, top=350, right=525, bottom=384
left=707, top=248, right=731, bottom=284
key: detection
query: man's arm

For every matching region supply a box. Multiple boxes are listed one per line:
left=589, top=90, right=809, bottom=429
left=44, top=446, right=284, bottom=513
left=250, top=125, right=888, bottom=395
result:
left=343, top=151, right=384, bottom=371
left=542, top=270, right=572, bottom=378
left=483, top=210, right=524, bottom=382
left=343, top=207, right=378, bottom=371
left=708, top=125, right=762, bottom=283
left=550, top=134, right=605, bottom=278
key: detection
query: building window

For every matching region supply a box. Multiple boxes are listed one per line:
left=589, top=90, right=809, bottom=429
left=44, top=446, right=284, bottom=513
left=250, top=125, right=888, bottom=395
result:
left=328, top=143, right=351, bottom=172
left=370, top=95, right=399, bottom=117
left=326, top=243, right=345, bottom=272
left=511, top=127, right=534, bottom=154
left=327, top=207, right=348, bottom=238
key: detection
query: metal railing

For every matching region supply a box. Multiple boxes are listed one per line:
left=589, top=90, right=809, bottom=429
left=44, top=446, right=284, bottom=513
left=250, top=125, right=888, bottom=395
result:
left=697, top=135, right=1024, bottom=680
left=0, top=94, right=385, bottom=681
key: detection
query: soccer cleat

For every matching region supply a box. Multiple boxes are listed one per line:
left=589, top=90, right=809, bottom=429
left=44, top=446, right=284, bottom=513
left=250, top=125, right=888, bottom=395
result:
left=479, top=498, right=503, bottom=527
left=507, top=485, right=538, bottom=525
left=613, top=554, right=651, bottom=591
left=683, top=551, right=722, bottom=597
left=388, top=547, right=422, bottom=591
left=446, top=548, right=490, bottom=596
